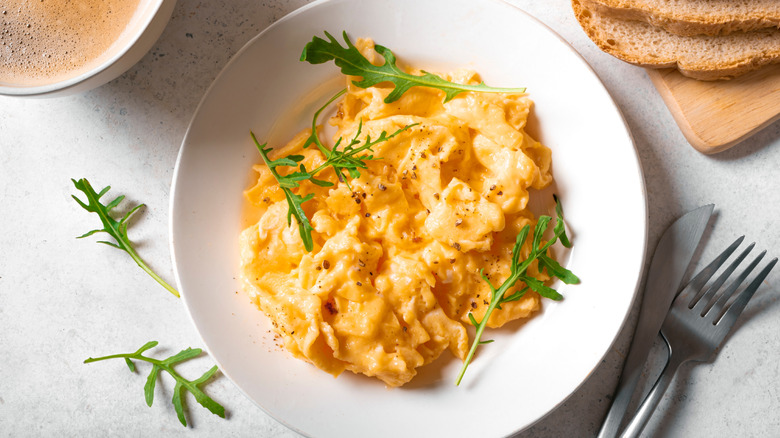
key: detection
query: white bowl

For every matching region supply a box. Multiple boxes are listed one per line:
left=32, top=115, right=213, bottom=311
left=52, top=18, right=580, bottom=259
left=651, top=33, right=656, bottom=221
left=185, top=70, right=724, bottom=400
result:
left=0, top=0, right=176, bottom=98
left=170, top=0, right=647, bottom=436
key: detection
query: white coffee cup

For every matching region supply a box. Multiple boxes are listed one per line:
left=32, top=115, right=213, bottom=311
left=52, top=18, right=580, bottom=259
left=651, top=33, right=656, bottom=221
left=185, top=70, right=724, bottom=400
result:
left=0, top=0, right=176, bottom=98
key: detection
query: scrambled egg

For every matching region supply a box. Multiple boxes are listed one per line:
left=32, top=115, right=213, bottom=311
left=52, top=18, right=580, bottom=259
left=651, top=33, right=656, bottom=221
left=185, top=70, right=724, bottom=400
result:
left=239, top=39, right=553, bottom=387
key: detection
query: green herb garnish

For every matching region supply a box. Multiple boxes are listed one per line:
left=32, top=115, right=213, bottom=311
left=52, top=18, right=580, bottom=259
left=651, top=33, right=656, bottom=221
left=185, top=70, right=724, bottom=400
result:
left=84, top=341, right=225, bottom=427
left=250, top=89, right=414, bottom=251
left=301, top=31, right=526, bottom=103
left=254, top=30, right=527, bottom=250
left=71, top=178, right=179, bottom=298
left=455, top=195, right=579, bottom=385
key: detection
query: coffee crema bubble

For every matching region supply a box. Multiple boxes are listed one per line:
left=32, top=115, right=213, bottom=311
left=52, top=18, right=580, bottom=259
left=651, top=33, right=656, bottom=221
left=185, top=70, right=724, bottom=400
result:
left=0, top=0, right=141, bottom=86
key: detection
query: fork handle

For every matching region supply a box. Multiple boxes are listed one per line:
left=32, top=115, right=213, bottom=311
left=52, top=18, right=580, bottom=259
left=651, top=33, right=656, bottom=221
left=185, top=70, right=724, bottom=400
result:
left=619, top=338, right=686, bottom=438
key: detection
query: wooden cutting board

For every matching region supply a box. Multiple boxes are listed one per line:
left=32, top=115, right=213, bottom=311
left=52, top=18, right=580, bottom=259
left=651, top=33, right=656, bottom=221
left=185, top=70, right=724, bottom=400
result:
left=646, top=64, right=780, bottom=154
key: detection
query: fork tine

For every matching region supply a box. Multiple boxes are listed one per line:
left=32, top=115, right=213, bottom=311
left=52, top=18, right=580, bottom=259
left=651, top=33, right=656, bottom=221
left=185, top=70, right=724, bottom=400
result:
left=695, top=243, right=755, bottom=316
left=703, top=249, right=763, bottom=319
left=681, top=236, right=745, bottom=307
left=715, top=257, right=778, bottom=328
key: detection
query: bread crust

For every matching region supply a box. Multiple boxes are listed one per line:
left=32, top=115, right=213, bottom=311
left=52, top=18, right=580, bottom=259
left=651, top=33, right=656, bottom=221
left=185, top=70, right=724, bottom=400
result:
left=572, top=0, right=780, bottom=80
left=581, top=0, right=780, bottom=36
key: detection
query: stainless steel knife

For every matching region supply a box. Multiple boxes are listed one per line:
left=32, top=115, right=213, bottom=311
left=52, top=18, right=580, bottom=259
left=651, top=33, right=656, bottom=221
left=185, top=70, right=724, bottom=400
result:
left=596, top=204, right=714, bottom=438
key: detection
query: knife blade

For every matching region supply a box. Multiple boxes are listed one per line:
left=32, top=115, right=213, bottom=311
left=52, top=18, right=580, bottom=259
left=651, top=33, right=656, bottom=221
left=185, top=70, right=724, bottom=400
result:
left=596, top=204, right=713, bottom=438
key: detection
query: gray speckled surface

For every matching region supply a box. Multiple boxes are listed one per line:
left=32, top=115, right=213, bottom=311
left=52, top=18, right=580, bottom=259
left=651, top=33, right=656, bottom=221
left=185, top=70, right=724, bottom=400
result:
left=1, top=0, right=778, bottom=436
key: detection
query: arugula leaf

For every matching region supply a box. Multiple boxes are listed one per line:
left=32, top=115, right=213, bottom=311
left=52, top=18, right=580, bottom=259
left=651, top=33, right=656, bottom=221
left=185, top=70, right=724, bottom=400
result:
left=85, top=341, right=225, bottom=427
left=250, top=89, right=414, bottom=251
left=71, top=178, right=179, bottom=298
left=301, top=89, right=415, bottom=188
left=251, top=133, right=317, bottom=251
left=301, top=31, right=526, bottom=103
left=455, top=196, right=578, bottom=385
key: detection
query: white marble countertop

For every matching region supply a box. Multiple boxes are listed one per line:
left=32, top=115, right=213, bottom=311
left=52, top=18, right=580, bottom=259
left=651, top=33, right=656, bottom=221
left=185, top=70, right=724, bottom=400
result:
left=1, top=0, right=778, bottom=436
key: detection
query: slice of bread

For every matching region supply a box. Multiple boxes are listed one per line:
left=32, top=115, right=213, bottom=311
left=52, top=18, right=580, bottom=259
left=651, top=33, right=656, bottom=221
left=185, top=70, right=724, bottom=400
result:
left=572, top=0, right=780, bottom=80
left=580, top=0, right=780, bottom=36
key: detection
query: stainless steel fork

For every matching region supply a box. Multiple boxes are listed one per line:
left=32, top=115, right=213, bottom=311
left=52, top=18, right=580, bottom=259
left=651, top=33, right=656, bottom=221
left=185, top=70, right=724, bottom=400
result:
left=620, top=236, right=778, bottom=438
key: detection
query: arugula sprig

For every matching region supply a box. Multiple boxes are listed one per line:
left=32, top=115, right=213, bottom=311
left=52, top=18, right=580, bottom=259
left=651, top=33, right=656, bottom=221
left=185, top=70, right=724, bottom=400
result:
left=71, top=178, right=179, bottom=298
left=455, top=196, right=579, bottom=385
left=73, top=181, right=223, bottom=425
left=256, top=30, right=524, bottom=250
left=301, top=31, right=526, bottom=103
left=251, top=90, right=414, bottom=251
left=251, top=133, right=317, bottom=252
left=84, top=341, right=225, bottom=427
left=301, top=89, right=412, bottom=189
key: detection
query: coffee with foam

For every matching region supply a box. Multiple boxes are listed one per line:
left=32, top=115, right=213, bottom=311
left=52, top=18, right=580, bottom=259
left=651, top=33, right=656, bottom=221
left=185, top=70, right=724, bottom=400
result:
left=0, top=0, right=141, bottom=86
